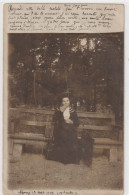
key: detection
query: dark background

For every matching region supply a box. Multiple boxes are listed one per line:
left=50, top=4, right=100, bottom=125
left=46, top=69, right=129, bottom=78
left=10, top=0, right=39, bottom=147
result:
left=8, top=33, right=124, bottom=121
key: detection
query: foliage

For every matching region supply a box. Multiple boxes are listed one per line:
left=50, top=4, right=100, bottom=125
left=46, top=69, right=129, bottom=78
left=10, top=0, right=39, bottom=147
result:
left=8, top=33, right=123, bottom=117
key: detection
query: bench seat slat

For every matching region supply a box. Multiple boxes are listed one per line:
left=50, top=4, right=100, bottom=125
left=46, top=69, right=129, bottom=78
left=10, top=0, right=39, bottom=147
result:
left=13, top=139, right=46, bottom=146
left=94, top=138, right=122, bottom=145
left=94, top=145, right=121, bottom=149
left=20, top=120, right=48, bottom=126
left=9, top=133, right=122, bottom=146
left=78, top=125, right=113, bottom=131
left=8, top=133, right=51, bottom=141
left=78, top=112, right=115, bottom=120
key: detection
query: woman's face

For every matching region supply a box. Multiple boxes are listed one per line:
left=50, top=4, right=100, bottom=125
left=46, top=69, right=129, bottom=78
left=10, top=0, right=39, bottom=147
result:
left=62, top=97, right=70, bottom=107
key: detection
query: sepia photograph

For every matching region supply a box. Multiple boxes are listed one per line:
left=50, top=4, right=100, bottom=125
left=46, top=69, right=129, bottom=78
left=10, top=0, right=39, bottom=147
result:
left=7, top=32, right=123, bottom=191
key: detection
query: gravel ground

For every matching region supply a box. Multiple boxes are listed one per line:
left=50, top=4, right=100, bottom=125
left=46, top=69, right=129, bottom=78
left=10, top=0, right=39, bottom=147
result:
left=8, top=152, right=123, bottom=190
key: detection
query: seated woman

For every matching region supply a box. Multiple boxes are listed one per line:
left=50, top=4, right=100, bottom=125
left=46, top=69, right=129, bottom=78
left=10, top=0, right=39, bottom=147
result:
left=44, top=95, right=81, bottom=164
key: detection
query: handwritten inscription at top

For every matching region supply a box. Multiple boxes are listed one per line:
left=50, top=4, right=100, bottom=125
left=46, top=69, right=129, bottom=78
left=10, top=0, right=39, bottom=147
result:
left=6, top=4, right=124, bottom=33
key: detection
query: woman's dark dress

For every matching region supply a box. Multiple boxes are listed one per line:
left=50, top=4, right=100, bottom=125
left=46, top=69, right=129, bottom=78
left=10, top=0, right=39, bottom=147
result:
left=46, top=108, right=81, bottom=164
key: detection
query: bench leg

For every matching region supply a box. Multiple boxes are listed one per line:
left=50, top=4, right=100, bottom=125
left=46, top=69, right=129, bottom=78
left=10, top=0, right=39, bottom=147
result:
left=8, top=139, right=14, bottom=155
left=109, top=148, right=118, bottom=162
left=117, top=147, right=123, bottom=161
left=13, top=143, right=23, bottom=157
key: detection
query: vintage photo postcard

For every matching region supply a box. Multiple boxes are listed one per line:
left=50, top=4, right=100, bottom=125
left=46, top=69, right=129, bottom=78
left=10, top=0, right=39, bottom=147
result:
left=3, top=3, right=124, bottom=195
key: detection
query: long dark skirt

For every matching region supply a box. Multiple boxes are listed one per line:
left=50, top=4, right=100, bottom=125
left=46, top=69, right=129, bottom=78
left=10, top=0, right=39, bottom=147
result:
left=44, top=124, right=94, bottom=165
left=45, top=124, right=81, bottom=164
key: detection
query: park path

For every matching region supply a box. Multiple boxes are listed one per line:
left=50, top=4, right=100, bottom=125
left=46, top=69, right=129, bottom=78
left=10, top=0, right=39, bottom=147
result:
left=8, top=153, right=123, bottom=190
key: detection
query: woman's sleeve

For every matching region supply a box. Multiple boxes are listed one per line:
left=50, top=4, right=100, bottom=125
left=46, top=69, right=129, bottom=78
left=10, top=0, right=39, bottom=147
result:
left=53, top=108, right=63, bottom=123
left=72, top=111, right=80, bottom=127
left=53, top=109, right=59, bottom=123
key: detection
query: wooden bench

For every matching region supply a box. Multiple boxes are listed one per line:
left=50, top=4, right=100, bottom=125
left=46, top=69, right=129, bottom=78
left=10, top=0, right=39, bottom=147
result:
left=8, top=108, right=123, bottom=162
left=77, top=113, right=123, bottom=162
left=94, top=138, right=122, bottom=162
left=8, top=120, right=53, bottom=156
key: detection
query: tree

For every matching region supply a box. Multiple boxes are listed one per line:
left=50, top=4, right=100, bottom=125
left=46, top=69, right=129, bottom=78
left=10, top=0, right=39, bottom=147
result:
left=8, top=33, right=123, bottom=117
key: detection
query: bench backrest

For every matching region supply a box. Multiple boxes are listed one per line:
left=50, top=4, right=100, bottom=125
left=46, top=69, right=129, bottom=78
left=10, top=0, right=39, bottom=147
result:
left=9, top=108, right=115, bottom=139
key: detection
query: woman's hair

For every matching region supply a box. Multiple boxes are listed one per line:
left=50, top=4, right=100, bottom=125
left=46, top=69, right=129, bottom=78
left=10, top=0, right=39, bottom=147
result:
left=61, top=96, right=70, bottom=100
left=55, top=94, right=70, bottom=107
left=55, top=92, right=78, bottom=109
left=60, top=95, right=70, bottom=105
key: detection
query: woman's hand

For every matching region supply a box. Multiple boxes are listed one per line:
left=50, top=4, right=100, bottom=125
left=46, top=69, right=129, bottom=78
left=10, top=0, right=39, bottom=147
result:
left=69, top=107, right=75, bottom=113
left=65, top=118, right=73, bottom=124
left=60, top=105, right=68, bottom=112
